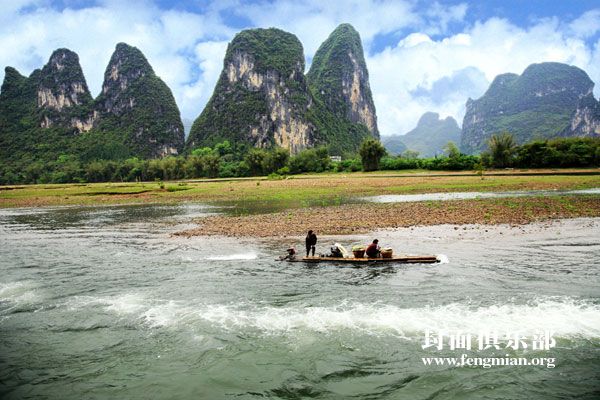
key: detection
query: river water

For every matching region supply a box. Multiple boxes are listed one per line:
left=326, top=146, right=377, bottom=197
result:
left=364, top=187, right=600, bottom=203
left=1, top=204, right=599, bottom=399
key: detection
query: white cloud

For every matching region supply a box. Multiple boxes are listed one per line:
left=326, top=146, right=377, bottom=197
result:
left=370, top=16, right=600, bottom=136
left=399, top=32, right=434, bottom=47
left=177, top=40, right=229, bottom=119
left=230, top=0, right=420, bottom=57
left=569, top=9, right=600, bottom=38
left=0, top=0, right=42, bottom=17
left=423, top=1, right=468, bottom=35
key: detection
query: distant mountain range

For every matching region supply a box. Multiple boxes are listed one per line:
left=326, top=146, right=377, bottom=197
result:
left=182, top=118, right=194, bottom=138
left=1, top=28, right=600, bottom=172
left=0, top=24, right=379, bottom=170
left=384, top=62, right=600, bottom=157
left=382, top=112, right=461, bottom=157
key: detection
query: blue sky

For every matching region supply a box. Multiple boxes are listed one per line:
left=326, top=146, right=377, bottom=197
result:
left=1, top=0, right=599, bottom=135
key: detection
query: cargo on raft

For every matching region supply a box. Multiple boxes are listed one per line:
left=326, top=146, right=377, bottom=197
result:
left=288, top=255, right=440, bottom=264
left=280, top=242, right=440, bottom=264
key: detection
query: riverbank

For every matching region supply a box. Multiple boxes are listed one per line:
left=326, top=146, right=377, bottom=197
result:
left=175, top=195, right=600, bottom=238
left=1, top=169, right=599, bottom=208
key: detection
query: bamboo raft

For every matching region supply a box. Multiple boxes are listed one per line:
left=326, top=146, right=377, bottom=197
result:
left=289, top=255, right=440, bottom=264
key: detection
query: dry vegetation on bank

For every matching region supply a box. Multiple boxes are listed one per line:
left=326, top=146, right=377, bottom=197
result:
left=176, top=195, right=600, bottom=238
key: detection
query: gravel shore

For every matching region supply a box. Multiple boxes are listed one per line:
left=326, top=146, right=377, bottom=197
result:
left=175, top=195, right=600, bottom=238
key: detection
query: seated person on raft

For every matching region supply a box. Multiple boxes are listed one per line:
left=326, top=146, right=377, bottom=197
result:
left=281, top=247, right=296, bottom=261
left=365, top=239, right=381, bottom=258
left=326, top=245, right=343, bottom=258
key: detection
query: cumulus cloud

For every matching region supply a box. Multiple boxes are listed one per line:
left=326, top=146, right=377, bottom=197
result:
left=423, top=1, right=468, bottom=35
left=0, top=1, right=599, bottom=139
left=569, top=9, right=600, bottom=38
left=370, top=16, right=600, bottom=135
left=230, top=0, right=420, bottom=57
left=410, top=67, right=489, bottom=106
left=178, top=40, right=229, bottom=119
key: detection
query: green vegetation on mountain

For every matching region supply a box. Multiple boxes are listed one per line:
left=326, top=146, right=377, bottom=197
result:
left=304, top=96, right=372, bottom=155
left=37, top=49, right=94, bottom=129
left=461, top=62, right=599, bottom=154
left=0, top=67, right=37, bottom=134
left=188, top=83, right=272, bottom=150
left=0, top=50, right=99, bottom=178
left=307, top=23, right=379, bottom=149
left=187, top=28, right=313, bottom=153
left=188, top=24, right=379, bottom=157
left=380, top=135, right=407, bottom=155
left=0, top=49, right=94, bottom=160
left=2, top=25, right=380, bottom=176
left=227, top=28, right=304, bottom=78
left=94, top=43, right=184, bottom=158
left=307, top=25, right=373, bottom=119
left=5, top=32, right=600, bottom=186
left=0, top=43, right=184, bottom=181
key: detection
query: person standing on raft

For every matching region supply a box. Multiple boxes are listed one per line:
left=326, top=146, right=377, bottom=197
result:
left=366, top=239, right=381, bottom=258
left=305, top=230, right=317, bottom=257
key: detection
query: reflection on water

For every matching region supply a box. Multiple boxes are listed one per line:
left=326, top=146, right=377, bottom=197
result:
left=0, top=203, right=219, bottom=230
left=365, top=187, right=600, bottom=203
left=0, top=203, right=599, bottom=399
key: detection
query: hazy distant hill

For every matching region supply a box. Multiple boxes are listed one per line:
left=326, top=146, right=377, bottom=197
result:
left=383, top=112, right=461, bottom=157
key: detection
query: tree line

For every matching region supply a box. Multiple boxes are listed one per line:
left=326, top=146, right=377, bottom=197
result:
left=1, top=135, right=598, bottom=185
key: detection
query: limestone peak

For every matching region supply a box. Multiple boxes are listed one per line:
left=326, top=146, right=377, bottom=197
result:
left=307, top=23, right=379, bottom=138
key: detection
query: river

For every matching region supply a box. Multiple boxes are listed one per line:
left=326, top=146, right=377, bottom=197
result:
left=1, top=204, right=599, bottom=399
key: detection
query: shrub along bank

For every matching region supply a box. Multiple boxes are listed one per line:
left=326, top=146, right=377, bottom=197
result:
left=1, top=137, right=599, bottom=185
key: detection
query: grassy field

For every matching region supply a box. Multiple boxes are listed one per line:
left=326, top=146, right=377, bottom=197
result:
left=1, top=169, right=599, bottom=208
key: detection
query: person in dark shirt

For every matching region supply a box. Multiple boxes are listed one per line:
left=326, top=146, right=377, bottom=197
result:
left=305, top=230, right=317, bottom=256
left=365, top=239, right=380, bottom=258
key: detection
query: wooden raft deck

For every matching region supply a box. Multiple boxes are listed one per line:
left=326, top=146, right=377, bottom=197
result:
left=292, top=255, right=440, bottom=264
